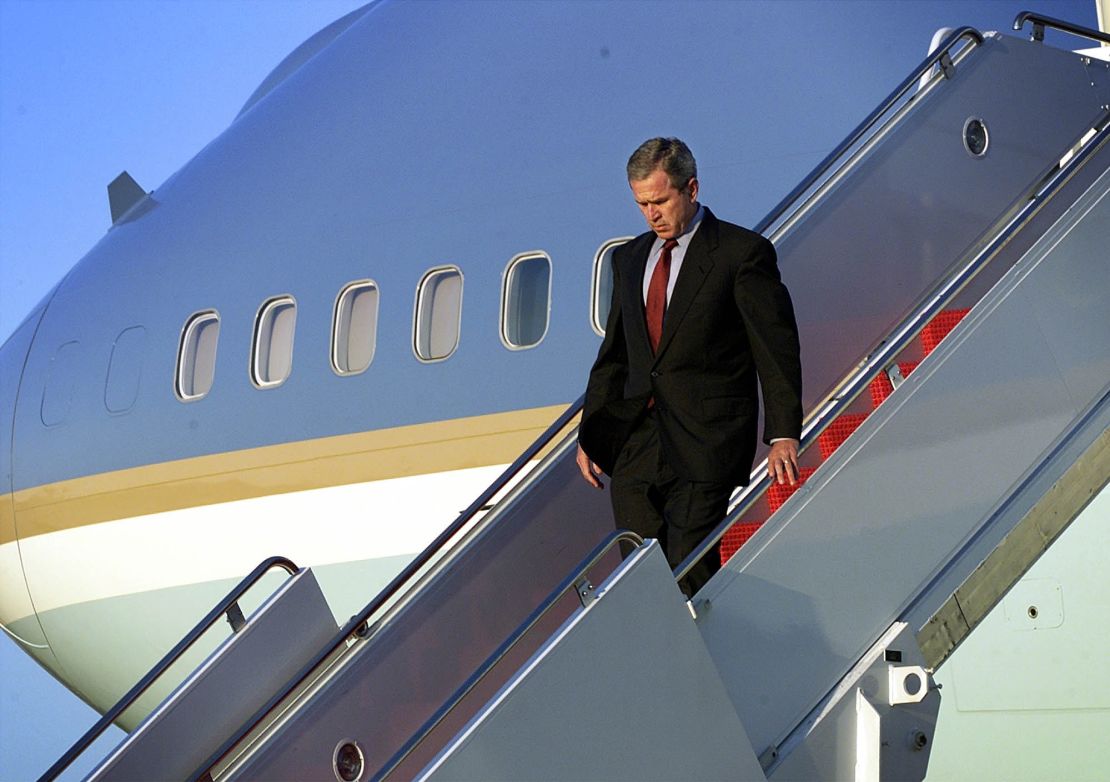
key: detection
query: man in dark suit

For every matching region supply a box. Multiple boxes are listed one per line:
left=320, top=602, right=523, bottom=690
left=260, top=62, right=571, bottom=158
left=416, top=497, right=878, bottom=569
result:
left=577, top=137, right=802, bottom=596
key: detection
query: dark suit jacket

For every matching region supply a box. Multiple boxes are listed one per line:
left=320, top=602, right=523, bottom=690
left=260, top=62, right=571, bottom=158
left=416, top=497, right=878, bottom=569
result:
left=580, top=207, right=802, bottom=485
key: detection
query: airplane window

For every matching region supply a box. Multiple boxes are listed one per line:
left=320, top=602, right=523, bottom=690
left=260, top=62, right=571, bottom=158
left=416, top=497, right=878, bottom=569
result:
left=414, top=266, right=463, bottom=362
left=332, top=280, right=379, bottom=375
left=40, top=340, right=82, bottom=426
left=591, top=238, right=632, bottom=337
left=104, top=326, right=146, bottom=413
left=176, top=312, right=220, bottom=402
left=501, top=252, right=551, bottom=350
left=252, top=296, right=297, bottom=388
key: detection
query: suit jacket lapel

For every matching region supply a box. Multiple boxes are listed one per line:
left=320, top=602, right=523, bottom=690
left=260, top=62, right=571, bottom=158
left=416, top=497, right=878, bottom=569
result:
left=653, top=208, right=718, bottom=362
left=620, top=233, right=656, bottom=357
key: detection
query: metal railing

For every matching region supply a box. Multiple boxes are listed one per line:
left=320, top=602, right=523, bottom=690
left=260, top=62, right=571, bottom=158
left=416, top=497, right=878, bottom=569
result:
left=189, top=402, right=586, bottom=780
left=676, top=113, right=1110, bottom=585
left=758, top=125, right=1110, bottom=781
left=192, top=23, right=995, bottom=780
left=39, top=556, right=299, bottom=782
left=38, top=17, right=1103, bottom=782
left=754, top=26, right=984, bottom=238
left=193, top=32, right=1000, bottom=775
left=1013, top=11, right=1110, bottom=46
left=372, top=530, right=645, bottom=782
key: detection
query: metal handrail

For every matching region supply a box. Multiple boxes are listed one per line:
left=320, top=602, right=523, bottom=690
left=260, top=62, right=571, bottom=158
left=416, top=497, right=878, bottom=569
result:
left=755, top=127, right=1110, bottom=780
left=39, top=555, right=299, bottom=782
left=1013, top=11, right=1110, bottom=45
left=753, top=26, right=984, bottom=236
left=676, top=112, right=1110, bottom=585
left=373, top=530, right=645, bottom=782
left=195, top=25, right=992, bottom=779
left=190, top=401, right=587, bottom=781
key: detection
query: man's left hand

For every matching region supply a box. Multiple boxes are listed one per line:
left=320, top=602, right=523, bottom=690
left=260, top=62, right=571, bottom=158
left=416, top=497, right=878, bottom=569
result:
left=768, top=439, right=800, bottom=486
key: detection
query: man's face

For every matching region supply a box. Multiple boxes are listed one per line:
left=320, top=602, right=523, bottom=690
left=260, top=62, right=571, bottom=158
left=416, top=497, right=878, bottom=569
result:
left=629, top=168, right=699, bottom=239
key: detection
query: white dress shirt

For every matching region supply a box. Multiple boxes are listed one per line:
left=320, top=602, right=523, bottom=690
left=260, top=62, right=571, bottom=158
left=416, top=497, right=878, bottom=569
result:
left=641, top=205, right=705, bottom=304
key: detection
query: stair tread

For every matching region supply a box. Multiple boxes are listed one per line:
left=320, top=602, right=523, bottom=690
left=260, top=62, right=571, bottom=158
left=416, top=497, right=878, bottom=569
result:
left=921, top=307, right=970, bottom=355
left=818, top=412, right=870, bottom=460
left=720, top=521, right=765, bottom=564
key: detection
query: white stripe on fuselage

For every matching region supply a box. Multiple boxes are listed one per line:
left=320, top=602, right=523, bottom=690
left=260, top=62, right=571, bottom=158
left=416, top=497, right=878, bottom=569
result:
left=11, top=464, right=514, bottom=618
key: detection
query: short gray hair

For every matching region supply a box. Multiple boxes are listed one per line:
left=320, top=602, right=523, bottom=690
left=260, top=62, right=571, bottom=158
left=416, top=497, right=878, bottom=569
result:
left=626, top=137, right=697, bottom=190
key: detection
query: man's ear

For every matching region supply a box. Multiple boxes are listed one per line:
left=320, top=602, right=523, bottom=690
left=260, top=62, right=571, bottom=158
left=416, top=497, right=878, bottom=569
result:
left=686, top=177, right=699, bottom=202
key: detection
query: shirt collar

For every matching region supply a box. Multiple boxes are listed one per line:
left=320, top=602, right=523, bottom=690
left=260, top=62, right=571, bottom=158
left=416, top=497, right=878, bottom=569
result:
left=656, top=204, right=704, bottom=251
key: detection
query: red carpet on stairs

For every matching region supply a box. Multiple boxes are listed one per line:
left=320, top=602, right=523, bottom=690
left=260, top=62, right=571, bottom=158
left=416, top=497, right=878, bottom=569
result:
left=818, top=413, right=869, bottom=460
left=767, top=466, right=818, bottom=513
left=869, top=362, right=919, bottom=407
left=719, top=521, right=764, bottom=563
left=719, top=307, right=971, bottom=566
left=921, top=308, right=969, bottom=355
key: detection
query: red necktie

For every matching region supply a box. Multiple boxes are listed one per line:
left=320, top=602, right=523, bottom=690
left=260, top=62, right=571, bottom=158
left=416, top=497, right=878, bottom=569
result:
left=646, top=238, right=678, bottom=354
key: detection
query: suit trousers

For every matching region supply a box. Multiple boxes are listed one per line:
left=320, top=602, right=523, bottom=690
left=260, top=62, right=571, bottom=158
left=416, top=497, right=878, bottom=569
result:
left=609, top=411, right=733, bottom=597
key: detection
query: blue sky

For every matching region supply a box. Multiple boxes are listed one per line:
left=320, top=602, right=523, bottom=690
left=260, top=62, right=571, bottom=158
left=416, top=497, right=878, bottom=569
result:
left=0, top=0, right=1101, bottom=779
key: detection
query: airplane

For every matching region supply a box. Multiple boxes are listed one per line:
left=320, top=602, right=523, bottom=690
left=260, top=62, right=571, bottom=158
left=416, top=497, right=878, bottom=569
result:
left=2, top=1, right=1107, bottom=779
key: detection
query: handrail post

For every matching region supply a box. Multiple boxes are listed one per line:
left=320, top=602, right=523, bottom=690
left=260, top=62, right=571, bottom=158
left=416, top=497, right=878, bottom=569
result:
left=226, top=602, right=247, bottom=633
left=939, top=51, right=955, bottom=79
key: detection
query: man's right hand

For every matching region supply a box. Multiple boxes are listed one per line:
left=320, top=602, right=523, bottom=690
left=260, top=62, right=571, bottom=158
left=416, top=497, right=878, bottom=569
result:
left=576, top=444, right=605, bottom=489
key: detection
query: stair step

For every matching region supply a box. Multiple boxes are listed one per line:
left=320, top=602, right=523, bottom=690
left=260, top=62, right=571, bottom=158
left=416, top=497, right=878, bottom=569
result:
left=719, top=521, right=764, bottom=564
left=921, top=307, right=970, bottom=355
left=724, top=308, right=972, bottom=568
left=869, top=361, right=919, bottom=407
left=817, top=413, right=869, bottom=460
left=767, top=466, right=818, bottom=513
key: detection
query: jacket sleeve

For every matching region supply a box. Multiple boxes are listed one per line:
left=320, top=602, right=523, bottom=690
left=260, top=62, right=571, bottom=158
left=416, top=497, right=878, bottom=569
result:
left=583, top=255, right=629, bottom=422
left=732, top=236, right=803, bottom=443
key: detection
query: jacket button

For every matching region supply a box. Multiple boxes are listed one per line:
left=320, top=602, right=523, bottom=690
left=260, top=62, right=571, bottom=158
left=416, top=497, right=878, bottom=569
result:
left=650, top=371, right=660, bottom=378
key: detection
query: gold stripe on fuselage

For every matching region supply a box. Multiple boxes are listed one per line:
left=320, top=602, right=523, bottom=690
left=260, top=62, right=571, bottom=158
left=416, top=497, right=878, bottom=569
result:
left=1, top=494, right=16, bottom=553
left=4, top=404, right=572, bottom=545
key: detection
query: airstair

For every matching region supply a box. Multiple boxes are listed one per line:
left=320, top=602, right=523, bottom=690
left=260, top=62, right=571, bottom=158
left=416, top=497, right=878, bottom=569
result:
left=42, top=13, right=1110, bottom=782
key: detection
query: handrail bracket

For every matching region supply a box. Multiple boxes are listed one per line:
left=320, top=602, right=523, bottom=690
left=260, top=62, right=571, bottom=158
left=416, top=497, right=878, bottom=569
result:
left=225, top=602, right=247, bottom=633
left=574, top=577, right=598, bottom=608
left=939, top=51, right=956, bottom=80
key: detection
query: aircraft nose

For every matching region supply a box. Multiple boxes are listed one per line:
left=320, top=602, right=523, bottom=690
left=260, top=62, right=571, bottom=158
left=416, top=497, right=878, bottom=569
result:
left=0, top=314, right=56, bottom=658
left=0, top=528, right=52, bottom=654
